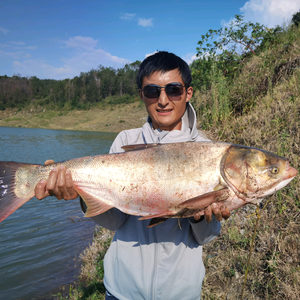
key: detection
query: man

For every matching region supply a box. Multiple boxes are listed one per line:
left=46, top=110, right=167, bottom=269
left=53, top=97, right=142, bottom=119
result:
left=35, top=51, right=230, bottom=300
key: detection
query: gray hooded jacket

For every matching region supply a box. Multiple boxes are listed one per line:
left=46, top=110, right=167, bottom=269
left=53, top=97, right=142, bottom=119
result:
left=91, top=103, right=221, bottom=300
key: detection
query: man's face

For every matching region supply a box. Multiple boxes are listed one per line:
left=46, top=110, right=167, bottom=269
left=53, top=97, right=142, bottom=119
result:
left=139, top=69, right=193, bottom=131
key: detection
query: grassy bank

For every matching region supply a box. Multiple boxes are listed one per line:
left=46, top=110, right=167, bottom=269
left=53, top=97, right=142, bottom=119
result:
left=199, top=77, right=300, bottom=299
left=0, top=102, right=147, bottom=133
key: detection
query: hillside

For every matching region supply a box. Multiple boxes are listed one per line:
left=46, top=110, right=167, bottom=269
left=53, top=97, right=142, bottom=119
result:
left=193, top=24, right=300, bottom=300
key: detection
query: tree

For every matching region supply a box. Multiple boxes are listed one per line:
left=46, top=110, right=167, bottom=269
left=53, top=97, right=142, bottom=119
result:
left=192, top=15, right=275, bottom=90
left=292, top=10, right=300, bottom=27
left=196, top=15, right=270, bottom=59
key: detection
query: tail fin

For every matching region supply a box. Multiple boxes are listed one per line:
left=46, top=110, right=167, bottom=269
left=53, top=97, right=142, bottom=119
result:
left=0, top=161, right=35, bottom=223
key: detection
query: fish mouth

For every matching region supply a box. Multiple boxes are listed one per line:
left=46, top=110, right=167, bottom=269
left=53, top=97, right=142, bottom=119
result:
left=284, top=161, right=298, bottom=180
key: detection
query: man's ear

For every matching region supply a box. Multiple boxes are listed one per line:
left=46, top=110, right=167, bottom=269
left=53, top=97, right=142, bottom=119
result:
left=139, top=90, right=144, bottom=102
left=185, top=86, right=193, bottom=102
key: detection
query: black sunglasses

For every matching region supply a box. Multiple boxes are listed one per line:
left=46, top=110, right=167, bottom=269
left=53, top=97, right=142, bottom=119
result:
left=141, top=82, right=186, bottom=100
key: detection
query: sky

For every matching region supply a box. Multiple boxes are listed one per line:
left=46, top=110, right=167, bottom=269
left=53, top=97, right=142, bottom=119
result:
left=1, top=0, right=300, bottom=80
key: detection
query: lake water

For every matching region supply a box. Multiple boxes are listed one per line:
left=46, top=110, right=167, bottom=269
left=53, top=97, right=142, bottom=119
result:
left=0, top=127, right=117, bottom=300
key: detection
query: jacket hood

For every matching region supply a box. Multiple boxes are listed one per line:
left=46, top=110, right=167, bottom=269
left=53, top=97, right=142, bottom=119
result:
left=142, top=102, right=201, bottom=144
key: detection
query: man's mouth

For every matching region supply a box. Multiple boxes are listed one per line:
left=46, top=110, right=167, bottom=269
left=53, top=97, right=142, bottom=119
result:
left=156, top=109, right=173, bottom=114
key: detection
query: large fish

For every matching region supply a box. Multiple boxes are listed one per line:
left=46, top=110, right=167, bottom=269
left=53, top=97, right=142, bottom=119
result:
left=0, top=142, right=297, bottom=227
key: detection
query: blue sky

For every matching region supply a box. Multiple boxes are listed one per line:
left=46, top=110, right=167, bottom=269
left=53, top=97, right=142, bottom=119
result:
left=1, top=0, right=299, bottom=80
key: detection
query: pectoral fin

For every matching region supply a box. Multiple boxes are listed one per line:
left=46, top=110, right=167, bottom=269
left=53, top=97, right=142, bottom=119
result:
left=147, top=217, right=168, bottom=228
left=138, top=188, right=230, bottom=225
left=179, top=188, right=230, bottom=210
left=138, top=211, right=175, bottom=220
left=76, top=186, right=113, bottom=218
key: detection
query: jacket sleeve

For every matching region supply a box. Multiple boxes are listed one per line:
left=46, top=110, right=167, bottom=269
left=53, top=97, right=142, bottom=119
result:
left=83, top=132, right=130, bottom=231
left=189, top=215, right=221, bottom=245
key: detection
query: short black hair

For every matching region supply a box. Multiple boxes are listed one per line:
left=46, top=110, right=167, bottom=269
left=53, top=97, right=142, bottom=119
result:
left=136, top=51, right=192, bottom=89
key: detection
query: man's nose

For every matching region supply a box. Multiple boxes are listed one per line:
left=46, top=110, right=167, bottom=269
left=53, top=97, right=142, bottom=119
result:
left=157, top=88, right=169, bottom=106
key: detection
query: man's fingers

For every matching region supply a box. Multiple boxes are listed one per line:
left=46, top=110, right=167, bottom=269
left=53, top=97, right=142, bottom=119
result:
left=211, top=203, right=223, bottom=221
left=46, top=167, right=59, bottom=190
left=35, top=164, right=78, bottom=201
left=57, top=165, right=66, bottom=191
left=44, top=159, right=55, bottom=165
left=46, top=167, right=63, bottom=199
left=204, top=206, right=212, bottom=223
left=65, top=169, right=79, bottom=200
left=57, top=166, right=77, bottom=200
left=193, top=212, right=202, bottom=221
left=35, top=180, right=50, bottom=200
left=220, top=206, right=231, bottom=220
left=57, top=165, right=71, bottom=200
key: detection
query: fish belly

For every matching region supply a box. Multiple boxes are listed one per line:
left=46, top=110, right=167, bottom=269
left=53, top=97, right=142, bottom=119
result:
left=67, top=142, right=230, bottom=217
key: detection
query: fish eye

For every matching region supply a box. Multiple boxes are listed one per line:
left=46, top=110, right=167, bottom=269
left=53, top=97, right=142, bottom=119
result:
left=270, top=165, right=279, bottom=174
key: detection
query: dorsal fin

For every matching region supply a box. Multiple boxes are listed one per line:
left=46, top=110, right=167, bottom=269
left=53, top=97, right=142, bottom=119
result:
left=122, top=143, right=159, bottom=152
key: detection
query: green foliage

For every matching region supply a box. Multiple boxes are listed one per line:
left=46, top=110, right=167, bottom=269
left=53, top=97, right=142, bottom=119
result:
left=191, top=16, right=300, bottom=125
left=227, top=226, right=249, bottom=249
left=190, top=56, right=216, bottom=91
left=192, top=14, right=274, bottom=92
left=0, top=62, right=141, bottom=111
left=191, top=59, right=231, bottom=128
left=106, top=94, right=135, bottom=105
left=0, top=75, right=33, bottom=109
left=292, top=10, right=300, bottom=26
left=196, top=14, right=270, bottom=58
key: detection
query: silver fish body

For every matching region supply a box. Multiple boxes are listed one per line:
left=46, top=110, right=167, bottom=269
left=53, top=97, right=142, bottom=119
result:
left=0, top=142, right=297, bottom=226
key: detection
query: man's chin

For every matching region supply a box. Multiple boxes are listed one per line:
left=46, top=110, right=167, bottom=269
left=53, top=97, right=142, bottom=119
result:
left=152, top=118, right=182, bottom=131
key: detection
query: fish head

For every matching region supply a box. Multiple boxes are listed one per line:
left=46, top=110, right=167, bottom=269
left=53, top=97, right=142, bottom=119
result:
left=221, top=145, right=298, bottom=201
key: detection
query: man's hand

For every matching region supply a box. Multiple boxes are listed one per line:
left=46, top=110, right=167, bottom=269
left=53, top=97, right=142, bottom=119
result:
left=194, top=203, right=230, bottom=223
left=35, top=160, right=79, bottom=201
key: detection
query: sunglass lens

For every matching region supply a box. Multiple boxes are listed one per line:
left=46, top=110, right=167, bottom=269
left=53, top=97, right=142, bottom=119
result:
left=143, top=86, right=160, bottom=99
left=166, top=84, right=183, bottom=97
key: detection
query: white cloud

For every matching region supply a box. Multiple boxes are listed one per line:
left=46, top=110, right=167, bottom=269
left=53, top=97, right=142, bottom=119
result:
left=0, top=41, right=37, bottom=51
left=145, top=51, right=158, bottom=58
left=138, top=18, right=153, bottom=27
left=241, top=0, right=300, bottom=28
left=12, top=36, right=131, bottom=79
left=0, top=26, right=9, bottom=34
left=64, top=36, right=98, bottom=51
left=120, top=13, right=136, bottom=20
left=13, top=61, right=23, bottom=67
left=0, top=49, right=24, bottom=58
left=9, top=41, right=25, bottom=45
left=120, top=13, right=154, bottom=28
left=182, top=53, right=198, bottom=65
left=221, top=17, right=236, bottom=29
left=144, top=51, right=198, bottom=65
left=13, top=45, right=37, bottom=50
